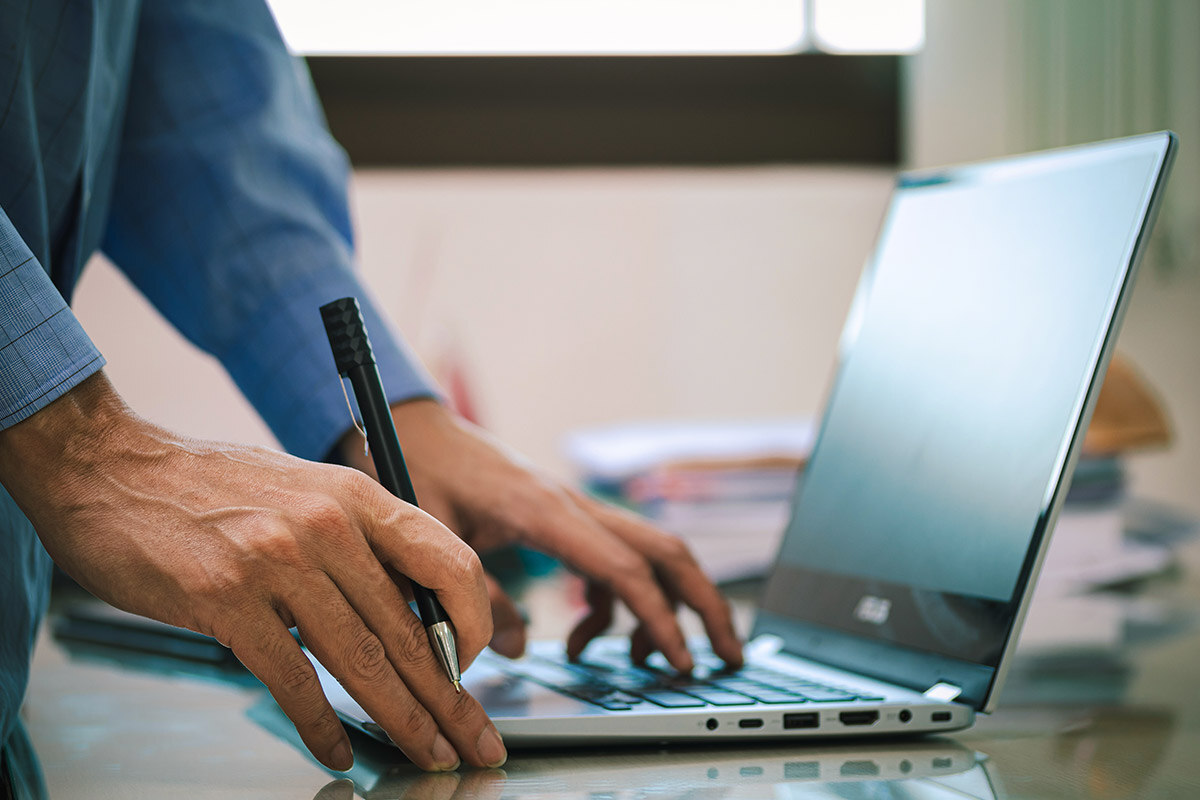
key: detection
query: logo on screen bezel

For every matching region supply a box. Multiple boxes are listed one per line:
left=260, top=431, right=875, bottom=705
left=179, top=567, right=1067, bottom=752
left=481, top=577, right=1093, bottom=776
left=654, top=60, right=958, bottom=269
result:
left=854, top=595, right=892, bottom=625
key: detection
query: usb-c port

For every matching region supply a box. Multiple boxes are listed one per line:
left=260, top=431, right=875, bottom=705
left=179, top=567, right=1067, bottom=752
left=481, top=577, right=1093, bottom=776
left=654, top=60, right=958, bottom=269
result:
left=738, top=718, right=764, bottom=729
left=931, top=711, right=952, bottom=722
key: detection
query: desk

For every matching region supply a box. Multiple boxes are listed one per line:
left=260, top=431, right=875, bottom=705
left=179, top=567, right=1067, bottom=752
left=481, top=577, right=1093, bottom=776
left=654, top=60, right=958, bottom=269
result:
left=23, top=540, right=1200, bottom=799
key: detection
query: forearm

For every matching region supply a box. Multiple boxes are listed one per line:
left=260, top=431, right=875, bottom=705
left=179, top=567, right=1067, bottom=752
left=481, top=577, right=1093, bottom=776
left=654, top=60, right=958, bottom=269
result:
left=0, top=373, right=131, bottom=530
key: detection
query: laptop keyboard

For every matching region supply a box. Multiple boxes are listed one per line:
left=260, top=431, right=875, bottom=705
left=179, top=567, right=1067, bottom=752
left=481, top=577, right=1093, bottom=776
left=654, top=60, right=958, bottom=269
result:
left=501, top=645, right=884, bottom=711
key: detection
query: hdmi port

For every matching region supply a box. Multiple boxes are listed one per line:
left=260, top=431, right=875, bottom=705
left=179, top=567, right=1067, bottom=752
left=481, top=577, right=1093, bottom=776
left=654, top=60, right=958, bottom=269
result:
left=838, top=710, right=879, bottom=726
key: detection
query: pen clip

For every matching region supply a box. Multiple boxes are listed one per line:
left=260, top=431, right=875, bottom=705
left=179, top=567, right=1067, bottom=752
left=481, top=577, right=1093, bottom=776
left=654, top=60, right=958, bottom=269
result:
left=339, top=375, right=369, bottom=457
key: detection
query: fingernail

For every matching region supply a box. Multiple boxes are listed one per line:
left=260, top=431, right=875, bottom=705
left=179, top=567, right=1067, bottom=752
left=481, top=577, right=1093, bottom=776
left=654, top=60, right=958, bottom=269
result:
left=476, top=725, right=507, bottom=768
left=330, top=739, right=353, bottom=771
left=432, top=733, right=460, bottom=771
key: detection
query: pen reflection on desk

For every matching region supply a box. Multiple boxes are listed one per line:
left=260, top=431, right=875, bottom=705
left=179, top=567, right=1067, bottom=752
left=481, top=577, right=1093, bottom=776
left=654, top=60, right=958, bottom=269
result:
left=320, top=296, right=462, bottom=693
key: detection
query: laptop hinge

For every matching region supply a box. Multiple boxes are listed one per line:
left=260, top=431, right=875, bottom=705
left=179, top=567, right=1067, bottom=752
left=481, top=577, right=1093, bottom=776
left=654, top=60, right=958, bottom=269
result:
left=923, top=682, right=963, bottom=702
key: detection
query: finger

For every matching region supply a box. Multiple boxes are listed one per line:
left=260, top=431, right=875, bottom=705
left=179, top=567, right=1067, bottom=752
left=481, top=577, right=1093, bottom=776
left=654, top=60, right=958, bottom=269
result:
left=629, top=625, right=655, bottom=667
left=577, top=493, right=744, bottom=669
left=565, top=581, right=614, bottom=661
left=225, top=608, right=353, bottom=771
left=520, top=489, right=694, bottom=672
left=630, top=576, right=680, bottom=667
left=347, top=477, right=492, bottom=665
left=485, top=573, right=526, bottom=658
left=310, top=553, right=508, bottom=769
left=287, top=575, right=464, bottom=771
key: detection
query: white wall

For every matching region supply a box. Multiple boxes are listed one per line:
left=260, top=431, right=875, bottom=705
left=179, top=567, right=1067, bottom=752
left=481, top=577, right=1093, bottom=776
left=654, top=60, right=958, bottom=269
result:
left=74, top=0, right=1199, bottom=516
left=907, top=0, right=1200, bottom=514
left=74, top=167, right=893, bottom=480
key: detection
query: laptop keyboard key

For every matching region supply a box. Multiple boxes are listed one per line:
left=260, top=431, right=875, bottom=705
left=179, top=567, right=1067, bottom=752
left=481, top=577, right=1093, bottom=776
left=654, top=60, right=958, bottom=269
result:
left=683, top=688, right=757, bottom=706
left=640, top=690, right=708, bottom=708
left=750, top=690, right=809, bottom=704
left=795, top=688, right=858, bottom=702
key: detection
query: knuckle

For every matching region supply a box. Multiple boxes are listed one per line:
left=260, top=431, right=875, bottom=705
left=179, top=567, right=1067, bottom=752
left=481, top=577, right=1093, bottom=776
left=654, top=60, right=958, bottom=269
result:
left=444, top=689, right=482, bottom=728
left=303, top=495, right=353, bottom=540
left=185, top=569, right=264, bottom=627
left=610, top=555, right=654, bottom=589
left=278, top=658, right=319, bottom=697
left=346, top=630, right=392, bottom=685
left=503, top=477, right=563, bottom=529
left=306, top=707, right=345, bottom=742
left=444, top=542, right=484, bottom=586
left=656, top=533, right=693, bottom=564
left=343, top=470, right=390, bottom=516
left=261, top=529, right=305, bottom=566
left=395, top=618, right=441, bottom=669
left=240, top=514, right=305, bottom=567
left=399, top=697, right=436, bottom=739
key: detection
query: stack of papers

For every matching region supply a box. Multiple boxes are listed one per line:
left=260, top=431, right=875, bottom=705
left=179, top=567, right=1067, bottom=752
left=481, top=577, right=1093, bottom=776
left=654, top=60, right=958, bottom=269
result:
left=565, top=419, right=816, bottom=582
left=1038, top=457, right=1179, bottom=597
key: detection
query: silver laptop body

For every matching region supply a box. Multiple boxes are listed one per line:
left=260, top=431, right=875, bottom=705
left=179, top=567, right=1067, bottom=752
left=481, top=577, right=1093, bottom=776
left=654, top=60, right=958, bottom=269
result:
left=314, top=132, right=1176, bottom=747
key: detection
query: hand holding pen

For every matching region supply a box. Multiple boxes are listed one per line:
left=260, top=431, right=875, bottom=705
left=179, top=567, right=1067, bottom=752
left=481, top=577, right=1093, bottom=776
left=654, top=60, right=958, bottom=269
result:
left=321, top=296, right=462, bottom=692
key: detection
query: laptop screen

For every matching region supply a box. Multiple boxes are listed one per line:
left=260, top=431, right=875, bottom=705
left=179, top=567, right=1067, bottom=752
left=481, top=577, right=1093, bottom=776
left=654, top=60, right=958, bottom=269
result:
left=756, top=134, right=1174, bottom=707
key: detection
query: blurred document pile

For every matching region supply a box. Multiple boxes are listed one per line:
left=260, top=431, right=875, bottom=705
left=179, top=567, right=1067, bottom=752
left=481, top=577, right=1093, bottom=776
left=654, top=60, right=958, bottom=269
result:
left=1012, top=353, right=1199, bottom=695
left=565, top=419, right=816, bottom=583
left=1037, top=353, right=1191, bottom=597
left=1037, top=457, right=1178, bottom=596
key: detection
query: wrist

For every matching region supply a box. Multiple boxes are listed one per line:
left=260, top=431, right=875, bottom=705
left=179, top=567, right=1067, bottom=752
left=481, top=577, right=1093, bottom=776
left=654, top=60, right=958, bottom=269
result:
left=0, top=372, right=140, bottom=520
left=334, top=396, right=446, bottom=473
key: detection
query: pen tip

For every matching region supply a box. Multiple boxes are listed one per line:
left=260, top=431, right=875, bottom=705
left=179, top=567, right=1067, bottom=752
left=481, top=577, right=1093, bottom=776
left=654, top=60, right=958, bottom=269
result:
left=453, top=680, right=463, bottom=694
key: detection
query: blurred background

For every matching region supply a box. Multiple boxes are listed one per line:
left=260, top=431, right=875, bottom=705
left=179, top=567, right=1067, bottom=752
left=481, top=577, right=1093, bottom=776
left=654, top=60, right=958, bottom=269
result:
left=73, top=0, right=1199, bottom=517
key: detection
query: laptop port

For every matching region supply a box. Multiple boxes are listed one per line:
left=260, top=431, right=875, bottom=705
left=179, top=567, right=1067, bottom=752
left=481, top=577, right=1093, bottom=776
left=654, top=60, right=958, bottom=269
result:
left=931, top=711, right=952, bottom=722
left=738, top=718, right=764, bottom=729
left=705, top=718, right=718, bottom=730
left=838, top=710, right=879, bottom=726
left=841, top=760, right=880, bottom=777
left=783, top=712, right=819, bottom=729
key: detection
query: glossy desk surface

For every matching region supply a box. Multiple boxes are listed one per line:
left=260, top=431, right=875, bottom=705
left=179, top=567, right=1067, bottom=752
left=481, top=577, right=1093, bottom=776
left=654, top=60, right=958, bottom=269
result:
left=24, top=540, right=1200, bottom=799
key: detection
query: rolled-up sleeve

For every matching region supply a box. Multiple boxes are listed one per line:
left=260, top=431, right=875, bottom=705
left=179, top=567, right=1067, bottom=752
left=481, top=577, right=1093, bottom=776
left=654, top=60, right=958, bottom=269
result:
left=0, top=210, right=104, bottom=430
left=102, top=0, right=436, bottom=462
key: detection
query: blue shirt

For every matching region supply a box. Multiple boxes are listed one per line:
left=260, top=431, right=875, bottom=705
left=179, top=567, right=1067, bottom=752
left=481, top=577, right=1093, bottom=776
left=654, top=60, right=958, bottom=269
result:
left=0, top=0, right=435, bottom=786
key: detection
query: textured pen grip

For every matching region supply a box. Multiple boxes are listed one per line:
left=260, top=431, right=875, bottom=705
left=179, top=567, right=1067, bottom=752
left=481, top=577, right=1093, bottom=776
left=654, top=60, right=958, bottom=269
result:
left=320, top=297, right=376, bottom=373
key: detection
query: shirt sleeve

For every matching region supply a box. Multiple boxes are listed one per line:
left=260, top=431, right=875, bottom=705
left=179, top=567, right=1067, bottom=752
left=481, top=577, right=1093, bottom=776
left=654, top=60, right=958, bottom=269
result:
left=0, top=208, right=105, bottom=430
left=101, top=0, right=437, bottom=462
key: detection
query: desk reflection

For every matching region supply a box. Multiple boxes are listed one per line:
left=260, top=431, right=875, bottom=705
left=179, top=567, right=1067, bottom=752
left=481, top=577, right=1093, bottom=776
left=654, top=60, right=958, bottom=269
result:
left=325, top=737, right=994, bottom=800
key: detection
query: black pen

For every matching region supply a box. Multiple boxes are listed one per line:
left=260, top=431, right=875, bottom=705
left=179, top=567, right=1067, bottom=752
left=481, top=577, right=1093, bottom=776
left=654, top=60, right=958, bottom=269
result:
left=320, top=297, right=462, bottom=693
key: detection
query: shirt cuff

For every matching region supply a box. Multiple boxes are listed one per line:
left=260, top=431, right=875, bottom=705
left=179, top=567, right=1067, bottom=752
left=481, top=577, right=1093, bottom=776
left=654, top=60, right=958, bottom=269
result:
left=218, top=274, right=440, bottom=463
left=0, top=227, right=106, bottom=430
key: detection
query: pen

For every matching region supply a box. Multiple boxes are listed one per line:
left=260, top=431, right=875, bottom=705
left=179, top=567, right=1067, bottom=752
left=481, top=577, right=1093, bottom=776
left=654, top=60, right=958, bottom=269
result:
left=320, top=297, right=462, bottom=693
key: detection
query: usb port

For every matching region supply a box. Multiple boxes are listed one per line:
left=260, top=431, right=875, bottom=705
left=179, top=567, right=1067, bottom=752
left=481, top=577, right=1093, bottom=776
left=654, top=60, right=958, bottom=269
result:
left=738, top=718, right=764, bottom=729
left=783, top=712, right=819, bottom=729
left=931, top=711, right=952, bottom=722
left=838, top=710, right=879, bottom=726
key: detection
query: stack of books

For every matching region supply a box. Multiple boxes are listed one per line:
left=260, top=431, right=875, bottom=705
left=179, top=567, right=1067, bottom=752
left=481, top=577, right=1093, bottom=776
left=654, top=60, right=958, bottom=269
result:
left=565, top=419, right=815, bottom=582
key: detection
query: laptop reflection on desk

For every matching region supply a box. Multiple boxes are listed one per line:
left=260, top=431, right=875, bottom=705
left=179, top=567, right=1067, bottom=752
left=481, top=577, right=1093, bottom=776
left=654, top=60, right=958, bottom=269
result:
left=341, top=738, right=996, bottom=800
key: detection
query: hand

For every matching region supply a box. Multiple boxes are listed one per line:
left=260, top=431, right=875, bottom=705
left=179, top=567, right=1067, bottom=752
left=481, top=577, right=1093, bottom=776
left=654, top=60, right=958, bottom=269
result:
left=0, top=374, right=507, bottom=772
left=338, top=399, right=743, bottom=673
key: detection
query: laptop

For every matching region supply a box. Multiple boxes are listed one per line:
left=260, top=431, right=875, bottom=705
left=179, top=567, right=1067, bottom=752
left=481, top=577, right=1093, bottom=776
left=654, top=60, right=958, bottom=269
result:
left=312, top=131, right=1176, bottom=746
